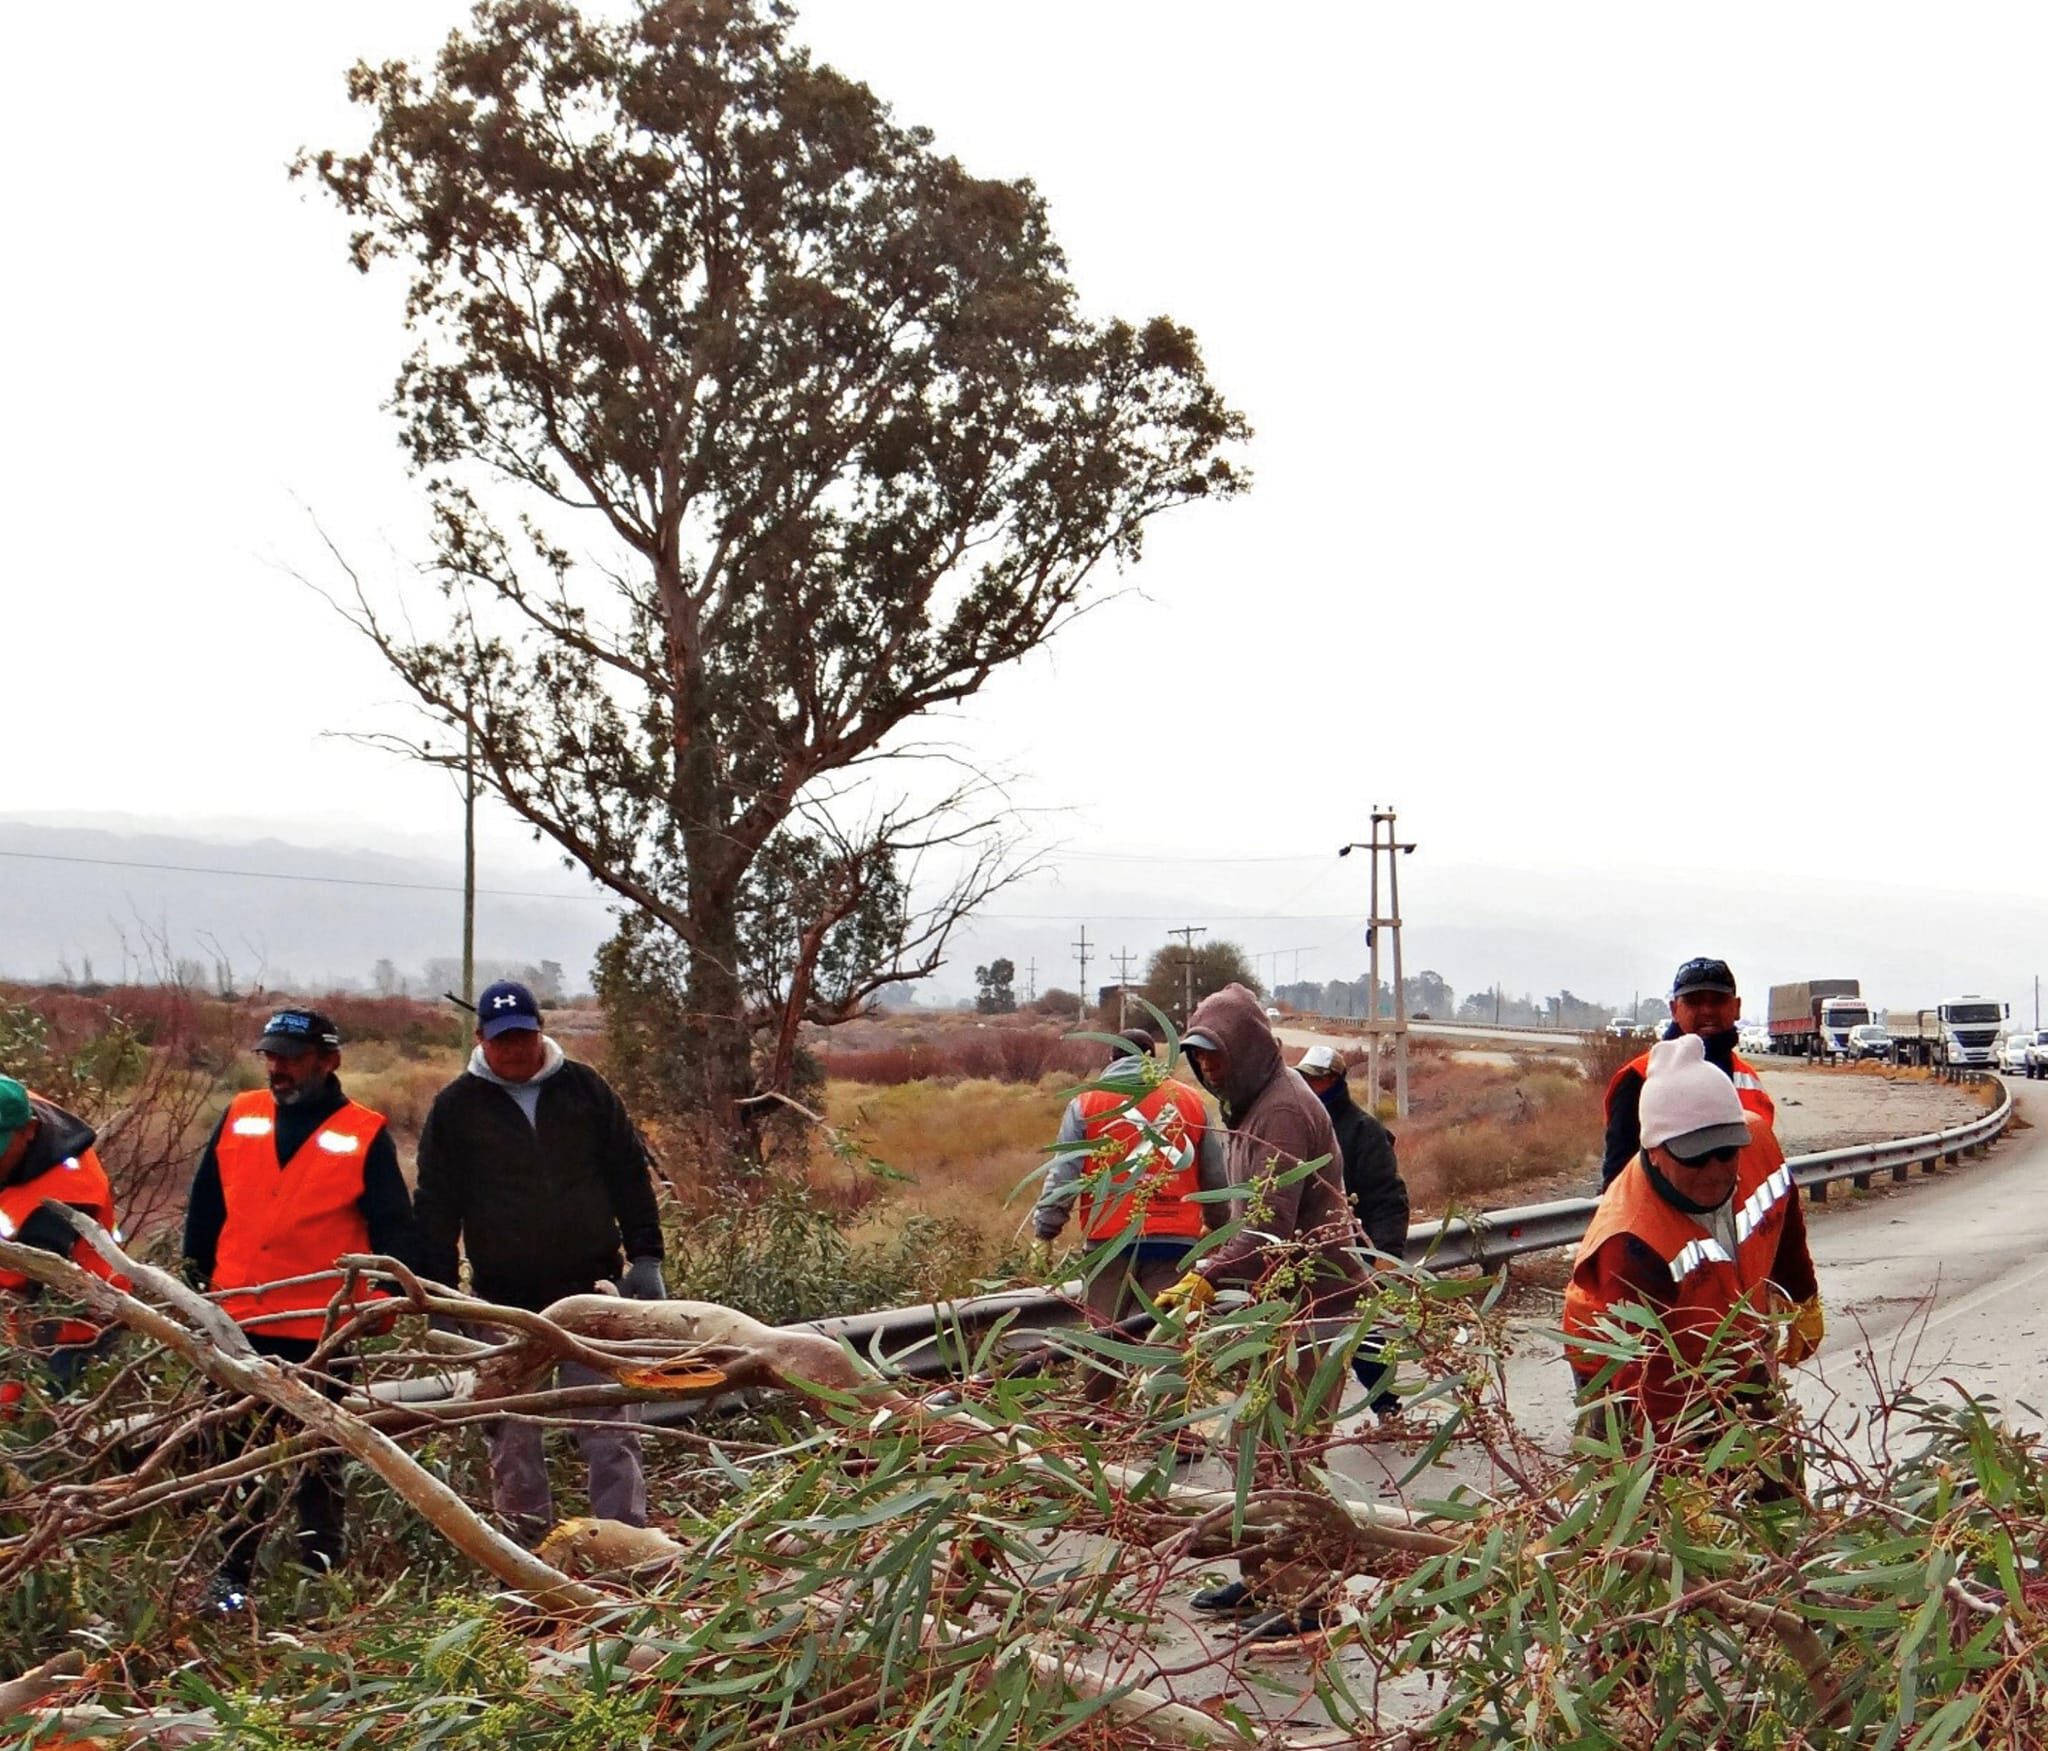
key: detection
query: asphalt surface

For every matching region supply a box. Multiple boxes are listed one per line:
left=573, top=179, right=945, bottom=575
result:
left=1356, top=1074, right=2045, bottom=1469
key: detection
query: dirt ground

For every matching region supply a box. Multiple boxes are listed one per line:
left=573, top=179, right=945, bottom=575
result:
left=1755, top=1061, right=1987, bottom=1155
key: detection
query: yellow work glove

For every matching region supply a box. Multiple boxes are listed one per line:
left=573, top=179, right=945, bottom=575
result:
left=1026, top=1239, right=1055, bottom=1283
left=1780, top=1294, right=1825, bottom=1367
left=1155, top=1271, right=1216, bottom=1316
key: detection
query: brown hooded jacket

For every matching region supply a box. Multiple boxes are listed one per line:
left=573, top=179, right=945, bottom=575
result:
left=1183, top=984, right=1369, bottom=1312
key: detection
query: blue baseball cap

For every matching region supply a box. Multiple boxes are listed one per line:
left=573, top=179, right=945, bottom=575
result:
left=476, top=980, right=542, bottom=1038
left=255, top=1009, right=341, bottom=1056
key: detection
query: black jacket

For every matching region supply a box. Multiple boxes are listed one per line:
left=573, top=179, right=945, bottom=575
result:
left=1600, top=1026, right=1741, bottom=1187
left=182, top=1075, right=414, bottom=1282
left=413, top=1056, right=662, bottom=1311
left=6, top=1096, right=102, bottom=1258
left=1319, top=1077, right=1409, bottom=1257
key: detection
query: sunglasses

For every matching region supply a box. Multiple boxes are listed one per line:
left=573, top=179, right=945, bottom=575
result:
left=1670, top=1144, right=1742, bottom=1168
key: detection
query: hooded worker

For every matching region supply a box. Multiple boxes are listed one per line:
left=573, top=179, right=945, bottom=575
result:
left=1163, top=987, right=1367, bottom=1319
left=1564, top=1032, right=1823, bottom=1437
left=0, top=1077, right=125, bottom=1396
left=1170, top=985, right=1373, bottom=1642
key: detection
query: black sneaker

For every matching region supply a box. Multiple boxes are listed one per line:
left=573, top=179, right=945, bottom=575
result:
left=204, top=1570, right=254, bottom=1617
left=1190, top=1578, right=1254, bottom=1614
left=1240, top=1603, right=1328, bottom=1643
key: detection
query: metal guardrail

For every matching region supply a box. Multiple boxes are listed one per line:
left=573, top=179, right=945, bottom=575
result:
left=805, top=1075, right=2017, bottom=1376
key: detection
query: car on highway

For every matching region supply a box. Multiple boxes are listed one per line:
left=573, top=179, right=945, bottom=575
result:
left=1845, top=1024, right=1894, bottom=1063
left=2028, top=1034, right=2048, bottom=1080
left=1738, top=1025, right=1772, bottom=1057
left=2000, top=1030, right=2041, bottom=1075
left=1606, top=1017, right=1636, bottom=1039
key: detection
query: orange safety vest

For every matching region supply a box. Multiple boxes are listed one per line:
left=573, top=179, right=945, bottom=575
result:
left=1074, top=1078, right=1210, bottom=1243
left=1562, top=1122, right=1798, bottom=1388
left=211, top=1090, right=388, bottom=1342
left=1608, top=1048, right=1776, bottom=1133
left=0, top=1135, right=126, bottom=1349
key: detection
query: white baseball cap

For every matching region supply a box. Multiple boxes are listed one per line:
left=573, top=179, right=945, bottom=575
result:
left=1297, top=1044, right=1342, bottom=1077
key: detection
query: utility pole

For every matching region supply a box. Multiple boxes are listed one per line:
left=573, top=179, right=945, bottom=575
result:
left=1026, top=957, right=1037, bottom=1005
left=1072, top=925, right=1092, bottom=1025
left=1339, top=807, right=1417, bottom=1118
left=1169, top=925, right=1207, bottom=1023
left=1112, top=946, right=1139, bottom=1028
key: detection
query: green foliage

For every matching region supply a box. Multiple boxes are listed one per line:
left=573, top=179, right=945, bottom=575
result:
left=0, top=995, right=148, bottom=1112
left=663, top=1169, right=987, bottom=1325
left=298, top=0, right=1247, bottom=1172
left=1139, top=939, right=1261, bottom=1020
left=972, top=956, right=1016, bottom=1015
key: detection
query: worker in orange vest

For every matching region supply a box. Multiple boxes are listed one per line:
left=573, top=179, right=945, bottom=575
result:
left=0, top=1076, right=125, bottom=1400
left=1030, top=1026, right=1222, bottom=1329
left=1602, top=957, right=1774, bottom=1187
left=1565, top=1033, right=1822, bottom=1443
left=181, top=1008, right=415, bottom=1612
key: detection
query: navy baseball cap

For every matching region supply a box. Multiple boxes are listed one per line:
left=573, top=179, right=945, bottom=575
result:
left=255, top=1009, right=341, bottom=1056
left=1670, top=957, right=1738, bottom=999
left=476, top=980, right=542, bottom=1038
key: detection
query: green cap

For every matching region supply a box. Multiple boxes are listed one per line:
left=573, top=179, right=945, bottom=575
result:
left=0, top=1076, right=31, bottom=1154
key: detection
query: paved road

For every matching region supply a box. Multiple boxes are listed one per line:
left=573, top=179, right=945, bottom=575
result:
left=1342, top=1075, right=2047, bottom=1480
left=1274, top=1022, right=1579, bottom=1068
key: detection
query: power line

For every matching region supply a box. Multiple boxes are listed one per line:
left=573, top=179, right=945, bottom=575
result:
left=0, top=845, right=606, bottom=904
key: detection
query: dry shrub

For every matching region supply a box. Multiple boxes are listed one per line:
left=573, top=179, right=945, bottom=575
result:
left=1577, top=1029, right=1647, bottom=1086
left=819, top=1028, right=1100, bottom=1086
left=824, top=1074, right=1072, bottom=1251
left=1386, top=1049, right=1602, bottom=1216
left=348, top=1054, right=465, bottom=1143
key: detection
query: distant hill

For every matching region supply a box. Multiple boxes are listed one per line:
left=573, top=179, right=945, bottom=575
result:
left=0, top=819, right=613, bottom=995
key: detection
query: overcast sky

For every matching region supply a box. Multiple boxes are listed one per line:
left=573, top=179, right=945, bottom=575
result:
left=5, top=4, right=2044, bottom=1015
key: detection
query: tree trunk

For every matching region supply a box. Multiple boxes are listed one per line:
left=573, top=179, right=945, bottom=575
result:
left=686, top=861, right=763, bottom=1177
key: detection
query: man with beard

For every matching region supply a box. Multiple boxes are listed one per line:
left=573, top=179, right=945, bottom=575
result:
left=183, top=1008, right=415, bottom=1611
left=1602, top=958, right=1776, bottom=1188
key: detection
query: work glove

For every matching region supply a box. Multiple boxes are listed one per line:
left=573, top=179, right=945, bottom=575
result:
left=1027, top=1239, right=1055, bottom=1283
left=1779, top=1294, right=1824, bottom=1367
left=620, top=1256, right=667, bottom=1301
left=1154, top=1271, right=1216, bottom=1316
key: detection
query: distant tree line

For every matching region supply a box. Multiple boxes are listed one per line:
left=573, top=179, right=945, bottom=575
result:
left=1273, top=974, right=1667, bottom=1031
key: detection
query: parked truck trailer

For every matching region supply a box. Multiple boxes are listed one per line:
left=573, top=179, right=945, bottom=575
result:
left=1766, top=979, right=1868, bottom=1059
left=1883, top=998, right=2008, bottom=1069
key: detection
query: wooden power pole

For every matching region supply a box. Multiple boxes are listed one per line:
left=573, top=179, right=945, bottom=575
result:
left=1111, top=946, right=1139, bottom=1028
left=1169, top=925, right=1207, bottom=1024
left=1339, top=807, right=1417, bottom=1118
left=1072, top=925, right=1092, bottom=1025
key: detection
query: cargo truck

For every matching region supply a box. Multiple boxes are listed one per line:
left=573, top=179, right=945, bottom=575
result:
left=1882, top=997, right=2008, bottom=1069
left=1766, top=979, right=1869, bottom=1060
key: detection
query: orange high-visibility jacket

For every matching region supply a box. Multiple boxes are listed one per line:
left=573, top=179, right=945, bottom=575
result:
left=1075, top=1078, right=1210, bottom=1243
left=0, top=1130, right=125, bottom=1348
left=1562, top=1123, right=1803, bottom=1415
left=1608, top=1048, right=1777, bottom=1131
left=211, top=1090, right=388, bottom=1342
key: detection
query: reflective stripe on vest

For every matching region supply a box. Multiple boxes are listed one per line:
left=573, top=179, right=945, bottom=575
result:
left=1076, top=1078, right=1209, bottom=1243
left=211, top=1090, right=387, bottom=1341
left=1562, top=1123, right=1798, bottom=1377
left=0, top=1136, right=123, bottom=1300
left=1608, top=1049, right=1777, bottom=1133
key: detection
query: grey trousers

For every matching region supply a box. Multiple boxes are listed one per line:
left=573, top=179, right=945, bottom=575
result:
left=483, top=1360, right=646, bottom=1536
